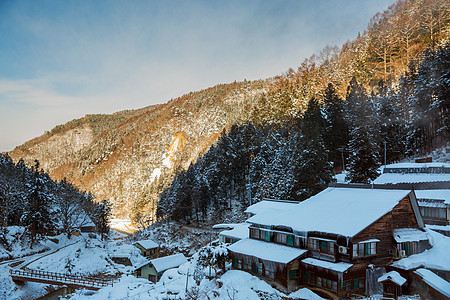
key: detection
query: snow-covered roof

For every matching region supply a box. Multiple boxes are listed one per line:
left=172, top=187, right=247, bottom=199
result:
left=248, top=188, right=413, bottom=237
left=414, top=268, right=450, bottom=298
left=228, top=238, right=307, bottom=264
left=150, top=253, right=187, bottom=273
left=392, top=229, right=450, bottom=271
left=373, top=173, right=450, bottom=184
left=245, top=200, right=300, bottom=216
left=301, top=258, right=352, bottom=273
left=378, top=271, right=407, bottom=286
left=393, top=228, right=428, bottom=243
left=134, top=239, right=158, bottom=250
left=384, top=162, right=450, bottom=169
left=218, top=223, right=249, bottom=240
left=415, top=190, right=450, bottom=204
left=426, top=224, right=450, bottom=233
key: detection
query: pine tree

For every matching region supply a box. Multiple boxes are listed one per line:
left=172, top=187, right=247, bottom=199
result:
left=94, top=199, right=111, bottom=241
left=322, top=83, right=350, bottom=171
left=21, top=170, right=55, bottom=247
left=345, top=79, right=381, bottom=183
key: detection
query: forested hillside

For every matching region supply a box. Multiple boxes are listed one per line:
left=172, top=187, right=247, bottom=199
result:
left=0, top=153, right=110, bottom=249
left=157, top=1, right=450, bottom=224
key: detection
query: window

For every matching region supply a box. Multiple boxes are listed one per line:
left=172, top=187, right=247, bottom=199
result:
left=287, top=235, right=294, bottom=246
left=353, top=242, right=376, bottom=257
left=237, top=258, right=242, bottom=269
left=353, top=279, right=365, bottom=289
left=310, top=272, right=316, bottom=285
left=250, top=228, right=259, bottom=239
left=309, top=238, right=334, bottom=254
left=252, top=262, right=258, bottom=274
left=422, top=207, right=446, bottom=219
left=276, top=233, right=287, bottom=244
left=243, top=258, right=248, bottom=270
left=264, top=231, right=270, bottom=242
left=308, top=239, right=319, bottom=250
left=398, top=241, right=418, bottom=256
left=303, top=270, right=309, bottom=283
left=341, top=281, right=351, bottom=291
left=265, top=264, right=275, bottom=279
left=233, top=256, right=237, bottom=268
left=295, top=236, right=306, bottom=248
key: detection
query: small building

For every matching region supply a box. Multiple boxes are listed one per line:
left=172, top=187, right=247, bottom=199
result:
left=135, top=253, right=187, bottom=282
left=378, top=271, right=406, bottom=299
left=111, top=253, right=132, bottom=266
left=133, top=239, right=159, bottom=258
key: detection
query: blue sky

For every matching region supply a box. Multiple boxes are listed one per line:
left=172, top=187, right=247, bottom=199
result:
left=0, top=0, right=394, bottom=152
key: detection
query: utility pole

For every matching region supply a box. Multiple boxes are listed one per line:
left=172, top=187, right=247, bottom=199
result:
left=384, top=141, right=387, bottom=167
left=248, top=171, right=252, bottom=206
left=338, top=148, right=345, bottom=173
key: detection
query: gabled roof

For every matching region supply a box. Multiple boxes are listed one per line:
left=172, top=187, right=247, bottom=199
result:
left=134, top=239, right=158, bottom=250
left=248, top=187, right=417, bottom=237
left=150, top=253, right=187, bottom=273
left=228, top=238, right=307, bottom=264
left=378, top=271, right=407, bottom=286
left=136, top=253, right=187, bottom=273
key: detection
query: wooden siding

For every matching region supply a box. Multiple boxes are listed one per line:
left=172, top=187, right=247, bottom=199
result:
left=351, top=194, right=420, bottom=266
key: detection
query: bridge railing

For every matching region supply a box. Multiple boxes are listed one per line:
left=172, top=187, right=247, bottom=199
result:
left=10, top=268, right=114, bottom=288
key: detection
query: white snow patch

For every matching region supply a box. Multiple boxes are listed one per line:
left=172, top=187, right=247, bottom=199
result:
left=287, top=287, right=325, bottom=299
left=150, top=167, right=161, bottom=182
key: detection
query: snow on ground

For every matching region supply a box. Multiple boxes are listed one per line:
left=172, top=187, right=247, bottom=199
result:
left=287, top=287, right=325, bottom=300
left=110, top=218, right=138, bottom=235
left=391, top=229, right=450, bottom=271
left=68, top=268, right=323, bottom=300
left=0, top=226, right=51, bottom=260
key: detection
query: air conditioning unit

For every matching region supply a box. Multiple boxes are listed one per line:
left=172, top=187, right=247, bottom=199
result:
left=400, top=250, right=406, bottom=257
left=338, top=246, right=347, bottom=254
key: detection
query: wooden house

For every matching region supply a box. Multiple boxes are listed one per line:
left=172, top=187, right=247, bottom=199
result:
left=133, top=239, right=159, bottom=258
left=135, top=253, right=187, bottom=282
left=228, top=186, right=428, bottom=298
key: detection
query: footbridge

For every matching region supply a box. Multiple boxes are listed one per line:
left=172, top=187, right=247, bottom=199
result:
left=10, top=268, right=114, bottom=291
